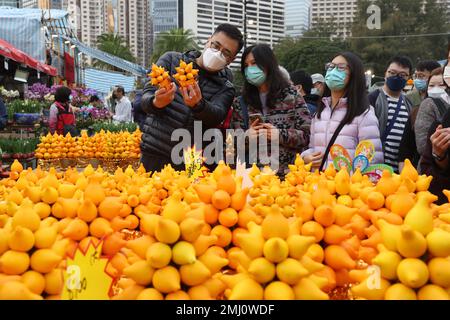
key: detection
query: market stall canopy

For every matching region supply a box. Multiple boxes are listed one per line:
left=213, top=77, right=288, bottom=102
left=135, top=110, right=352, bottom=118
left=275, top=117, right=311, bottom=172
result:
left=0, top=38, right=57, bottom=76
left=62, top=36, right=147, bottom=77
left=0, top=7, right=71, bottom=62
left=84, top=68, right=136, bottom=95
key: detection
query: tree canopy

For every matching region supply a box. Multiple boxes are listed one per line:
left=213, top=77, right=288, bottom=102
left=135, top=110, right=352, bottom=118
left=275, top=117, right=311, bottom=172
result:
left=151, top=29, right=200, bottom=63
left=274, top=0, right=449, bottom=76
left=94, top=33, right=136, bottom=71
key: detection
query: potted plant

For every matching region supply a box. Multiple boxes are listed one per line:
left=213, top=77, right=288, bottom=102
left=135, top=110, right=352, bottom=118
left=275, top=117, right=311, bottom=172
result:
left=9, top=100, right=43, bottom=125
left=0, top=141, right=11, bottom=160
left=91, top=121, right=137, bottom=133
left=0, top=86, right=20, bottom=102
left=0, top=138, right=38, bottom=160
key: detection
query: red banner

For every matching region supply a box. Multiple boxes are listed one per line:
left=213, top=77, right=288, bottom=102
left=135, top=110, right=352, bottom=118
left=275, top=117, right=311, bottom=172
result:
left=64, top=52, right=75, bottom=84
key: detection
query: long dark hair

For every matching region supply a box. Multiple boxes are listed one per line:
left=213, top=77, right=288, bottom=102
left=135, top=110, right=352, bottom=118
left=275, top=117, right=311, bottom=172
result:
left=241, top=44, right=290, bottom=109
left=317, top=52, right=369, bottom=125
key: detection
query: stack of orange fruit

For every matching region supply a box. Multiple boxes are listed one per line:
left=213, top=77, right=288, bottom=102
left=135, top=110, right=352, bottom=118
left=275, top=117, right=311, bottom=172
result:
left=35, top=133, right=81, bottom=160
left=149, top=64, right=171, bottom=89
left=35, top=129, right=142, bottom=161
left=173, top=60, right=199, bottom=88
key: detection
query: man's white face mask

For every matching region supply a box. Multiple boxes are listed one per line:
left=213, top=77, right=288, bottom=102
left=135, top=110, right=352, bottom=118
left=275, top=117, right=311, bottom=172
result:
left=202, top=47, right=227, bottom=72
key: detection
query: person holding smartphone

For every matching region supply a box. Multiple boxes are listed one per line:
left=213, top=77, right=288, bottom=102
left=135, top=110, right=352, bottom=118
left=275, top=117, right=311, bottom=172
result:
left=421, top=107, right=450, bottom=204
left=230, top=44, right=311, bottom=176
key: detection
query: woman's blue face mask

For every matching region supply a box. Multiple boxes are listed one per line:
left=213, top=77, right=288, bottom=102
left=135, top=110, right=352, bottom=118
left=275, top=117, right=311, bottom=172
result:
left=325, top=67, right=347, bottom=90
left=245, top=65, right=267, bottom=87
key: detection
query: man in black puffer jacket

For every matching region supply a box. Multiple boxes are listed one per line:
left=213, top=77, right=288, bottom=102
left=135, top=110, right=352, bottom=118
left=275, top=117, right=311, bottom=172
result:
left=140, top=24, right=243, bottom=172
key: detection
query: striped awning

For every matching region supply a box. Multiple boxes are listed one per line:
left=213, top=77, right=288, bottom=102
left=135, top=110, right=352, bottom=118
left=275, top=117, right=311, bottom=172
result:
left=0, top=38, right=57, bottom=76
left=84, top=68, right=136, bottom=95
left=0, top=7, right=70, bottom=62
left=62, top=36, right=147, bottom=77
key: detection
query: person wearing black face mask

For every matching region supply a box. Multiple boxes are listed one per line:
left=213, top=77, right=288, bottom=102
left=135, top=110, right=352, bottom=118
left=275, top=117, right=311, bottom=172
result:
left=368, top=56, right=414, bottom=173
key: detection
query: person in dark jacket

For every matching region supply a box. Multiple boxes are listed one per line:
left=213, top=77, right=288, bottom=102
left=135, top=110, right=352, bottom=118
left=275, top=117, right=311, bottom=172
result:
left=398, top=107, right=420, bottom=171
left=132, top=90, right=146, bottom=129
left=406, top=60, right=441, bottom=109
left=290, top=70, right=318, bottom=115
left=140, top=24, right=244, bottom=172
left=0, top=96, right=7, bottom=130
left=368, top=56, right=414, bottom=173
left=421, top=108, right=450, bottom=204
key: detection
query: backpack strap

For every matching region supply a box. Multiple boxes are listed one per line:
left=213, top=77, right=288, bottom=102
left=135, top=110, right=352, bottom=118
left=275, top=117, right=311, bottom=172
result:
left=431, top=98, right=448, bottom=119
left=319, top=120, right=347, bottom=171
left=368, top=89, right=381, bottom=108
left=381, top=95, right=404, bottom=143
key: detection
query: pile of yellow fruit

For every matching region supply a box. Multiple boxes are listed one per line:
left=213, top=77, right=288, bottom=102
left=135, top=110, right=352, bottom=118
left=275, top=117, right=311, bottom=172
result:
left=0, top=160, right=157, bottom=299
left=35, top=130, right=141, bottom=161
left=351, top=189, right=450, bottom=300
left=149, top=60, right=199, bottom=90
left=0, top=154, right=450, bottom=300
left=35, top=132, right=80, bottom=160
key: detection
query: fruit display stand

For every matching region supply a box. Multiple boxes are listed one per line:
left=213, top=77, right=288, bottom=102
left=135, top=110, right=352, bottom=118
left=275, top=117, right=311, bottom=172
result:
left=35, top=129, right=142, bottom=173
left=0, top=156, right=450, bottom=300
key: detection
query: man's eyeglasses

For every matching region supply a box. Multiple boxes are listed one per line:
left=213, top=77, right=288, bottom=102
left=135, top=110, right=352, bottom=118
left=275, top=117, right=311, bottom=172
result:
left=209, top=41, right=233, bottom=61
left=387, top=70, right=410, bottom=79
left=413, top=73, right=428, bottom=80
left=325, top=62, right=349, bottom=72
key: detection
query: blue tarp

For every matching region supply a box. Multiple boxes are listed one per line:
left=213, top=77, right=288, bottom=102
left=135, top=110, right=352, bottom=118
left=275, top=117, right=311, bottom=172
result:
left=63, top=36, right=147, bottom=76
left=84, top=68, right=136, bottom=95
left=0, top=7, right=70, bottom=62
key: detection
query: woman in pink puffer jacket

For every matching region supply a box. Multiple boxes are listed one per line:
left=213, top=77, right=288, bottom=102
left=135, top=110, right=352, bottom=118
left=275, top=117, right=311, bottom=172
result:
left=302, top=52, right=384, bottom=170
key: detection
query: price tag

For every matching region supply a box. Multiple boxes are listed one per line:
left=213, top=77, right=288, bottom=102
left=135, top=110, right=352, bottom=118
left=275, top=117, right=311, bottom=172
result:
left=330, top=144, right=351, bottom=161
left=184, top=145, right=207, bottom=180
left=333, top=156, right=352, bottom=171
left=236, top=157, right=253, bottom=200
left=353, top=155, right=369, bottom=172
left=365, top=172, right=382, bottom=184
left=363, top=164, right=394, bottom=175
left=356, top=140, right=375, bottom=162
left=62, top=241, right=113, bottom=300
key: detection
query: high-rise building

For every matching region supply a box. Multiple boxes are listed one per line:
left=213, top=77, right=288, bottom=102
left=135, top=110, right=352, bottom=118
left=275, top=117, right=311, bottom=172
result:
left=285, top=0, right=311, bottom=37
left=151, top=0, right=181, bottom=39
left=0, top=0, right=19, bottom=7
left=21, top=0, right=38, bottom=7
left=116, top=0, right=128, bottom=40
left=117, top=0, right=152, bottom=68
left=63, top=0, right=151, bottom=68
left=183, top=0, right=285, bottom=52
left=38, top=0, right=63, bottom=8
left=65, top=0, right=81, bottom=38
left=310, top=0, right=358, bottom=37
left=436, top=0, right=450, bottom=14
left=0, top=0, right=38, bottom=7
left=68, top=0, right=107, bottom=48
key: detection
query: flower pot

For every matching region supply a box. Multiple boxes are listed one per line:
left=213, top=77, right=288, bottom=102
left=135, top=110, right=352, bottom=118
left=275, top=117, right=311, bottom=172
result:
left=13, top=113, right=41, bottom=125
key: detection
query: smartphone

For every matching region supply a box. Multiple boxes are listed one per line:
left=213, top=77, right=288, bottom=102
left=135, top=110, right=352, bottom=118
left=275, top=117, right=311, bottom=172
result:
left=249, top=113, right=264, bottom=124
